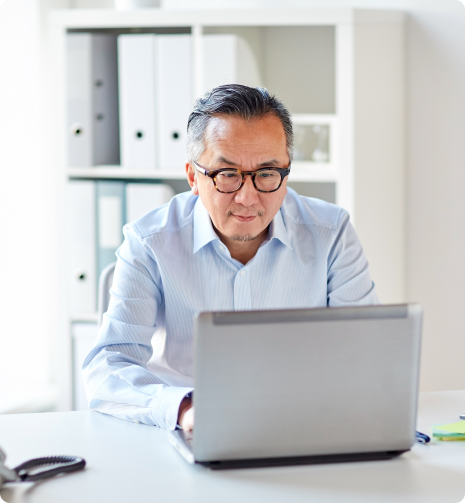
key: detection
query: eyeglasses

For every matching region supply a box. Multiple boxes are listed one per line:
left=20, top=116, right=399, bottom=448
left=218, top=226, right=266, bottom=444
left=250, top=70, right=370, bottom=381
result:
left=192, top=161, right=291, bottom=194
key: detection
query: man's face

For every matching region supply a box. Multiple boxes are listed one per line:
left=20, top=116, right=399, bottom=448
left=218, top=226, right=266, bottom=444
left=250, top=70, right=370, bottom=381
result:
left=187, top=114, right=289, bottom=243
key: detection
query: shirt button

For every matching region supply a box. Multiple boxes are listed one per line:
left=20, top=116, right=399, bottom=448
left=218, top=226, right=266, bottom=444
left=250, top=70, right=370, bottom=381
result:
left=240, top=270, right=245, bottom=277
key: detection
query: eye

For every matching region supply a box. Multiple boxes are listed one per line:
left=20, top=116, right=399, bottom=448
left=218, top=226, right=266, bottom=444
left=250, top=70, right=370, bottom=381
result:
left=257, top=170, right=279, bottom=178
left=218, top=171, right=240, bottom=179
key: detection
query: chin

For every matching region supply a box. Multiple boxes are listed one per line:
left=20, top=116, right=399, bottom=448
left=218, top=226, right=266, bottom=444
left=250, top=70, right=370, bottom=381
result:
left=225, top=223, right=261, bottom=241
left=228, top=233, right=259, bottom=242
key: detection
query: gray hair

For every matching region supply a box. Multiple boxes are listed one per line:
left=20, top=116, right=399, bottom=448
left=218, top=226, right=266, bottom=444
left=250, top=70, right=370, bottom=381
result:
left=186, top=84, right=294, bottom=163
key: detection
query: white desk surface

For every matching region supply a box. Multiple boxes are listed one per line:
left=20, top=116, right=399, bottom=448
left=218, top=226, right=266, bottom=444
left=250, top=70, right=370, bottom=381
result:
left=1, top=391, right=465, bottom=503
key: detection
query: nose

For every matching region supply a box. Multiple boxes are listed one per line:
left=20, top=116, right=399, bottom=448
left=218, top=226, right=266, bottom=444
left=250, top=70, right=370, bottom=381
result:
left=234, top=173, right=260, bottom=207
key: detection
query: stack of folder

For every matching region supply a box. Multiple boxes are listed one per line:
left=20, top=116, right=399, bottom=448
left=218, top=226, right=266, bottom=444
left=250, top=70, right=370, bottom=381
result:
left=432, top=421, right=465, bottom=441
left=67, top=180, right=175, bottom=317
left=67, top=32, right=262, bottom=170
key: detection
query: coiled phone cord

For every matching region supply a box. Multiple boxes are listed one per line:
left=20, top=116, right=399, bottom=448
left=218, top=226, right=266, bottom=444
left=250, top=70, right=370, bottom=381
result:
left=13, top=456, right=86, bottom=482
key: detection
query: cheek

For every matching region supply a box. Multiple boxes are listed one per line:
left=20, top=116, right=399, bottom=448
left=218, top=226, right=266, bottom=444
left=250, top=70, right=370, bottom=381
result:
left=262, top=193, right=286, bottom=218
left=199, top=185, right=232, bottom=219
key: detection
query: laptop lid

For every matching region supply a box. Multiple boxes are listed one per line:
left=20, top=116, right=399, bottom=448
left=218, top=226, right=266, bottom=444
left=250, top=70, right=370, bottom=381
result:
left=192, top=304, right=423, bottom=463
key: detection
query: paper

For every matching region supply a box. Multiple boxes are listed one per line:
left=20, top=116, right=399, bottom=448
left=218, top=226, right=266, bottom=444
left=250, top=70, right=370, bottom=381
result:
left=432, top=420, right=465, bottom=440
left=435, top=421, right=465, bottom=434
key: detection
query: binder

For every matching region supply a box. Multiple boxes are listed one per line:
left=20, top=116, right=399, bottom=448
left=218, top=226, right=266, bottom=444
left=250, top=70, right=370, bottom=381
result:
left=202, top=34, right=262, bottom=94
left=92, top=34, right=120, bottom=165
left=96, top=181, right=125, bottom=279
left=66, top=181, right=97, bottom=317
left=125, top=183, right=175, bottom=223
left=118, top=34, right=157, bottom=170
left=155, top=35, right=192, bottom=171
left=67, top=33, right=119, bottom=167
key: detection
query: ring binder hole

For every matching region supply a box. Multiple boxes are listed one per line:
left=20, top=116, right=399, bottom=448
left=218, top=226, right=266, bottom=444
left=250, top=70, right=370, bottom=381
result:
left=96, top=114, right=104, bottom=121
left=136, top=131, right=144, bottom=139
left=172, top=132, right=180, bottom=140
left=70, top=123, right=83, bottom=136
left=95, top=80, right=103, bottom=87
left=75, top=270, right=86, bottom=281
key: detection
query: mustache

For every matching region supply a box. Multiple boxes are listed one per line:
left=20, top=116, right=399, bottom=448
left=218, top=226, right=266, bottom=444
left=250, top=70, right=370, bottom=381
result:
left=227, top=208, right=264, bottom=217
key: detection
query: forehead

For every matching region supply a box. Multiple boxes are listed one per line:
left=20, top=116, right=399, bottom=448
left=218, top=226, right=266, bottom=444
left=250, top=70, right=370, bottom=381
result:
left=203, top=114, right=287, bottom=158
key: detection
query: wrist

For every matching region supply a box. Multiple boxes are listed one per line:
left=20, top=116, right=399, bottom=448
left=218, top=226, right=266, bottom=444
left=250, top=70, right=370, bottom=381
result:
left=177, top=394, right=193, bottom=426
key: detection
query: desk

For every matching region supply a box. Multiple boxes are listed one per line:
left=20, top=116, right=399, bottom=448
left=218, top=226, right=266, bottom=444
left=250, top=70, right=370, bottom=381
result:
left=1, top=391, right=465, bottom=503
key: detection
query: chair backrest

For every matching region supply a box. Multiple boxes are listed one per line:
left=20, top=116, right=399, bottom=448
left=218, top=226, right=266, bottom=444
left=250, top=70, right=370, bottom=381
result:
left=98, top=262, right=116, bottom=328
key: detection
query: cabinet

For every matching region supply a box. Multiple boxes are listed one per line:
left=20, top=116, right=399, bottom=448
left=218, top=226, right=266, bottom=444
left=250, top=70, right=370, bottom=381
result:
left=48, top=8, right=405, bottom=409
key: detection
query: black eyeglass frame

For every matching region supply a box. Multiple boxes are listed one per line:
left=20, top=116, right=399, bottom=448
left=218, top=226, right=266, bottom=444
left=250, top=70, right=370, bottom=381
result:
left=192, top=161, right=291, bottom=194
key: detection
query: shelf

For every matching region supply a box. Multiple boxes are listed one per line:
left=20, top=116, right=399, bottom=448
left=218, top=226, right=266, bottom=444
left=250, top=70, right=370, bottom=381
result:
left=50, top=9, right=384, bottom=30
left=71, top=312, right=99, bottom=323
left=68, top=167, right=188, bottom=180
left=52, top=8, right=406, bottom=418
left=68, top=165, right=337, bottom=183
left=289, top=166, right=338, bottom=183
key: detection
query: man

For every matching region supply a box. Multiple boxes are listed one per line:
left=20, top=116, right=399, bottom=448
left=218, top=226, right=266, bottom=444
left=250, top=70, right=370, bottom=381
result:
left=83, top=85, right=378, bottom=432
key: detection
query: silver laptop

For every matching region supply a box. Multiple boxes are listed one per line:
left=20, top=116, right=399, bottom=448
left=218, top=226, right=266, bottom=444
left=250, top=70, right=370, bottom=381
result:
left=169, top=304, right=423, bottom=469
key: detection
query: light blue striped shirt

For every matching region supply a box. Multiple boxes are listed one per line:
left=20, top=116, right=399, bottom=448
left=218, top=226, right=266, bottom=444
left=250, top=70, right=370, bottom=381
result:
left=82, top=188, right=378, bottom=430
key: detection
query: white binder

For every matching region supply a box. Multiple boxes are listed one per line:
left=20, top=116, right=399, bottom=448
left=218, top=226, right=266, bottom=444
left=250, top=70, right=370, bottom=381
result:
left=96, top=181, right=125, bottom=279
left=118, top=34, right=157, bottom=170
left=125, top=183, right=175, bottom=223
left=66, top=181, right=97, bottom=317
left=156, top=35, right=192, bottom=171
left=67, top=33, right=119, bottom=167
left=202, top=34, right=262, bottom=94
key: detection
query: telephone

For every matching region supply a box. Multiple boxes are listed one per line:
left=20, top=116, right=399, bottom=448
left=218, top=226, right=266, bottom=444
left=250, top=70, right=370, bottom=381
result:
left=0, top=445, right=85, bottom=489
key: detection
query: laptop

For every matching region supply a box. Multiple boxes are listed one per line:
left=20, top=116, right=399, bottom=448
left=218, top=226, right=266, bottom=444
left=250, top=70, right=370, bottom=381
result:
left=169, top=304, right=423, bottom=469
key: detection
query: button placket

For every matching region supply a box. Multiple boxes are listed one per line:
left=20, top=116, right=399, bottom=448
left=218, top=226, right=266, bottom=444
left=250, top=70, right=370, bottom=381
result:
left=234, top=268, right=252, bottom=310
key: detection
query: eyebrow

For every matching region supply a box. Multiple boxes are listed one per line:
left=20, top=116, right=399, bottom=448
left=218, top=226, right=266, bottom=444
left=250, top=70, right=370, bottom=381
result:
left=215, top=156, right=238, bottom=166
left=215, top=156, right=283, bottom=168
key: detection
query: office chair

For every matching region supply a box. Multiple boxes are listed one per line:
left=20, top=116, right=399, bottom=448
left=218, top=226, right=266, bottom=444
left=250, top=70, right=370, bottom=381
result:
left=98, top=262, right=116, bottom=328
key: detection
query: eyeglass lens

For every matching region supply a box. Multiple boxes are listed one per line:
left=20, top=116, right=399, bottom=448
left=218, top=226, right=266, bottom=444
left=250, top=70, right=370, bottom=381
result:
left=215, top=170, right=282, bottom=192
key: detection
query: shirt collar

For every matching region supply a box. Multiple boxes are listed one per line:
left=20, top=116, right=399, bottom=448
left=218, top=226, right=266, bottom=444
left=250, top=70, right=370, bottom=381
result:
left=193, top=197, right=219, bottom=254
left=192, top=197, right=292, bottom=254
left=268, top=208, right=292, bottom=250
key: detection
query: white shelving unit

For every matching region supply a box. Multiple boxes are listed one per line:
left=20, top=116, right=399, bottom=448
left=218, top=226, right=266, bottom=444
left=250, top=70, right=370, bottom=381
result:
left=48, top=8, right=405, bottom=410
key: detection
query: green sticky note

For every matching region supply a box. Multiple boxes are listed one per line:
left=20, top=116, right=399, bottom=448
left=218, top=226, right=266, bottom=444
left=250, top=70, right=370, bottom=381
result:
left=434, top=421, right=465, bottom=434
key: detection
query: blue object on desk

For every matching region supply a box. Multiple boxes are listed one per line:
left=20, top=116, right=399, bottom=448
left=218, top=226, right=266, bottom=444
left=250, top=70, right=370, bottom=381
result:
left=416, top=431, right=430, bottom=444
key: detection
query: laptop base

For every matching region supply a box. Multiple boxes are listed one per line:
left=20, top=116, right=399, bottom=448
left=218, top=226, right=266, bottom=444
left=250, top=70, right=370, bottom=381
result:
left=197, top=449, right=409, bottom=470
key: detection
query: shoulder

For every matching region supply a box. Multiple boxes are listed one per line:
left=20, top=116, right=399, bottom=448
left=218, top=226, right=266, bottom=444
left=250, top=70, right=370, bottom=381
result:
left=127, top=190, right=197, bottom=240
left=281, top=187, right=347, bottom=231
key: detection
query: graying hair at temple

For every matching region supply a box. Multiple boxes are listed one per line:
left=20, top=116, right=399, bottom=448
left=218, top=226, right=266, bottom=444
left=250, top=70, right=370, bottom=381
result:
left=186, top=84, right=294, bottom=163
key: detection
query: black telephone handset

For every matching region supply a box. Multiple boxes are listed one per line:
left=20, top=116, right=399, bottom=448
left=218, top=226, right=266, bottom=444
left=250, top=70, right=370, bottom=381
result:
left=0, top=445, right=85, bottom=488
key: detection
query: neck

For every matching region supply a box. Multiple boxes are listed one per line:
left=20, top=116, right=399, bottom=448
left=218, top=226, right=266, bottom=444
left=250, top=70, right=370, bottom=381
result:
left=213, top=224, right=269, bottom=265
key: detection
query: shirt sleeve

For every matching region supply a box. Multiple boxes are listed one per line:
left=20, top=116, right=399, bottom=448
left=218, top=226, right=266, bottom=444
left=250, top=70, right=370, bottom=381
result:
left=82, top=224, right=193, bottom=430
left=327, top=210, right=380, bottom=307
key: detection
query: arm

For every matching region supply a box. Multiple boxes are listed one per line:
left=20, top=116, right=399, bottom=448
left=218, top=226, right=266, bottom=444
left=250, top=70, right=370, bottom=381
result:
left=327, top=211, right=379, bottom=307
left=82, top=224, right=193, bottom=430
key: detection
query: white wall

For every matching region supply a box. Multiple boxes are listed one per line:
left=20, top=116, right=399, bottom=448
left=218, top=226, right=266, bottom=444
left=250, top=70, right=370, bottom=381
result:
left=0, top=0, right=50, bottom=409
left=0, top=0, right=71, bottom=412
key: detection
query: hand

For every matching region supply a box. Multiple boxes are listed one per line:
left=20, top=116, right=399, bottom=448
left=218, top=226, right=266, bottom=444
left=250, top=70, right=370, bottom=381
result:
left=178, top=396, right=194, bottom=431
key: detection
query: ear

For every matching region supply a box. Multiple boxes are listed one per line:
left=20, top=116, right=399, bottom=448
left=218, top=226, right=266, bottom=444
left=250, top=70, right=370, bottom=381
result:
left=186, top=162, right=199, bottom=195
